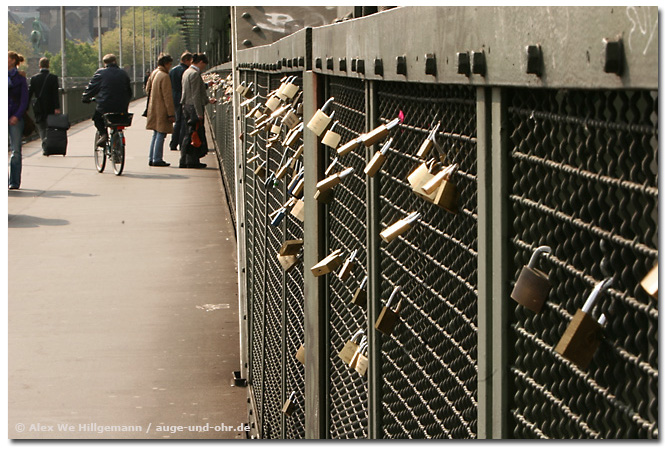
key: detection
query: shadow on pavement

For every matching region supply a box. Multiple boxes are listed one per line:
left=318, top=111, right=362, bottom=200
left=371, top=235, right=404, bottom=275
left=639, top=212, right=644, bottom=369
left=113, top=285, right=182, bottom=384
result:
left=8, top=189, right=98, bottom=199
left=122, top=173, right=190, bottom=180
left=8, top=214, right=70, bottom=228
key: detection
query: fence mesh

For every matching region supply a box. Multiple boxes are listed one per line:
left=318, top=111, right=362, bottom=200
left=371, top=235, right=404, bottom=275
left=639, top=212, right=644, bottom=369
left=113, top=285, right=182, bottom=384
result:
left=506, top=88, right=659, bottom=439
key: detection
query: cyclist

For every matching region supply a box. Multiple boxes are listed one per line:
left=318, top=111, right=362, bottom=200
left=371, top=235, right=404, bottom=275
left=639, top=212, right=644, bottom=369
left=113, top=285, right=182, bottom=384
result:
left=81, top=54, right=132, bottom=147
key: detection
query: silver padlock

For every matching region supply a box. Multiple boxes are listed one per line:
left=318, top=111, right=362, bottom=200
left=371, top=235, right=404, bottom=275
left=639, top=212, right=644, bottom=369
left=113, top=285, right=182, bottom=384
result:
left=364, top=138, right=393, bottom=177
left=555, top=277, right=613, bottom=370
left=510, top=246, right=552, bottom=313
left=321, top=121, right=342, bottom=149
left=416, top=121, right=441, bottom=158
left=380, top=212, right=421, bottom=243
left=306, top=97, right=335, bottom=136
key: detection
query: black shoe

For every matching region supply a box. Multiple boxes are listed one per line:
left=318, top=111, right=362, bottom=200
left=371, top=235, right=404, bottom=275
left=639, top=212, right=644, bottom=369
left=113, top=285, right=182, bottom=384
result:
left=8, top=185, right=19, bottom=190
left=179, top=163, right=188, bottom=168
left=96, top=134, right=108, bottom=147
left=152, top=160, right=171, bottom=167
left=190, top=162, right=207, bottom=169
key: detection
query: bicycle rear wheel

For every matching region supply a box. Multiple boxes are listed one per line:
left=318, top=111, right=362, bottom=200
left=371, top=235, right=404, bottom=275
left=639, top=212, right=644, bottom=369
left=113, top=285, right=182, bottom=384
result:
left=111, top=132, right=125, bottom=176
left=94, top=131, right=106, bottom=173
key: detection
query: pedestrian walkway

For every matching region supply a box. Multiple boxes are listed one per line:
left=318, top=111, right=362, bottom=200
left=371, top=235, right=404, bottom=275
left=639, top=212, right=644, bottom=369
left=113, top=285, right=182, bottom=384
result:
left=8, top=99, right=247, bottom=439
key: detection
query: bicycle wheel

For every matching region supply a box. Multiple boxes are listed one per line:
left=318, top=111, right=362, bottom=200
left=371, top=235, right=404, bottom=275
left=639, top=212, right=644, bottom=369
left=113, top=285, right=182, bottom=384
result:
left=94, top=131, right=106, bottom=173
left=111, top=132, right=125, bottom=176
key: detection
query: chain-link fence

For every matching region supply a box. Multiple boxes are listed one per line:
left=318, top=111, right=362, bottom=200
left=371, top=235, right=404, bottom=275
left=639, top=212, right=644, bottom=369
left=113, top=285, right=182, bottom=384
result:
left=203, top=6, right=658, bottom=440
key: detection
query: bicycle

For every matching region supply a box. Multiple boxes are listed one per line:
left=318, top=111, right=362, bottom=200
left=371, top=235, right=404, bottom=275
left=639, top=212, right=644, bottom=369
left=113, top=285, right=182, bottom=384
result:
left=94, top=112, right=133, bottom=176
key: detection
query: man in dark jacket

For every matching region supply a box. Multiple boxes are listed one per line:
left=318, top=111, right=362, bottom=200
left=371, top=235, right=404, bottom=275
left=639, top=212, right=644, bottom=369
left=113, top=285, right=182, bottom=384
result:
left=28, top=57, right=61, bottom=152
left=81, top=54, right=132, bottom=146
left=168, top=51, right=192, bottom=151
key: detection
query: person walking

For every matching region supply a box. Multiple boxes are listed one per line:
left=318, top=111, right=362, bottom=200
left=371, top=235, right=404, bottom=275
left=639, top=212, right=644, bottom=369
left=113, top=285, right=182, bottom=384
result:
left=81, top=54, right=132, bottom=147
left=145, top=53, right=175, bottom=167
left=8, top=51, right=29, bottom=190
left=28, top=57, right=61, bottom=154
left=168, top=51, right=193, bottom=151
left=179, top=53, right=215, bottom=169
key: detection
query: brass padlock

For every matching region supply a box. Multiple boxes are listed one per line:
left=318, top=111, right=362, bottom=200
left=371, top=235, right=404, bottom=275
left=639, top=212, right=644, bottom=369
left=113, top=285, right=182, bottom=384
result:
left=407, top=159, right=438, bottom=194
left=270, top=104, right=289, bottom=120
left=287, top=168, right=304, bottom=194
left=337, top=249, right=358, bottom=281
left=270, top=121, right=282, bottom=136
left=510, top=246, right=552, bottom=313
left=242, top=82, right=254, bottom=99
left=295, top=344, right=305, bottom=365
left=265, top=95, right=281, bottom=112
left=433, top=178, right=458, bottom=213
left=351, top=276, right=368, bottom=307
left=555, top=277, right=613, bottom=370
left=245, top=104, right=262, bottom=119
left=421, top=163, right=457, bottom=195
left=253, top=160, right=266, bottom=178
left=321, top=121, right=342, bottom=149
left=240, top=94, right=258, bottom=108
left=275, top=76, right=290, bottom=101
left=291, top=144, right=304, bottom=161
left=306, top=97, right=335, bottom=136
left=283, top=123, right=304, bottom=148
left=316, top=167, right=354, bottom=193
left=361, top=117, right=401, bottom=147
left=349, top=336, right=368, bottom=370
left=640, top=263, right=658, bottom=298
left=416, top=121, right=441, bottom=158
left=292, top=178, right=305, bottom=199
left=282, top=76, right=300, bottom=100
left=282, top=391, right=297, bottom=417
left=380, top=212, right=421, bottom=243
left=235, top=81, right=247, bottom=94
left=311, top=249, right=343, bottom=277
left=354, top=342, right=369, bottom=377
left=290, top=198, right=305, bottom=222
left=337, top=136, right=363, bottom=157
left=364, top=138, right=393, bottom=177
left=375, top=286, right=403, bottom=335
left=313, top=187, right=335, bottom=204
left=275, top=158, right=293, bottom=180
left=338, top=329, right=364, bottom=365
left=282, top=109, right=300, bottom=130
left=279, top=239, right=304, bottom=257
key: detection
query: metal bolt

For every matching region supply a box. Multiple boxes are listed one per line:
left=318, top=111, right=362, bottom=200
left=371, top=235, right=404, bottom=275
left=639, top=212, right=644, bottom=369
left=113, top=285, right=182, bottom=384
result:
left=251, top=25, right=261, bottom=33
left=374, top=58, right=383, bottom=76
left=472, top=50, right=486, bottom=76
left=526, top=44, right=543, bottom=76
left=603, top=38, right=624, bottom=75
left=339, top=58, right=347, bottom=72
left=396, top=55, right=407, bottom=76
left=241, top=12, right=251, bottom=20
left=242, top=39, right=252, bottom=47
left=425, top=53, right=437, bottom=76
left=456, top=52, right=470, bottom=76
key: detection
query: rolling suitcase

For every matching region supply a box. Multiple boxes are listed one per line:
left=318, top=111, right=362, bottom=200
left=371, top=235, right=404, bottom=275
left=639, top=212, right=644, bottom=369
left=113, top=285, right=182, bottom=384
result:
left=44, top=113, right=70, bottom=156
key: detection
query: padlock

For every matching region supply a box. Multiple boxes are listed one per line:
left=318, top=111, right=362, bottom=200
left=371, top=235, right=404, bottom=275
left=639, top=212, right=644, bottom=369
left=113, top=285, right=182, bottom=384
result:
left=292, top=178, right=305, bottom=199
left=275, top=158, right=292, bottom=180
left=316, top=167, right=354, bottom=192
left=277, top=253, right=298, bottom=272
left=235, top=81, right=247, bottom=94
left=324, top=156, right=340, bottom=177
left=270, top=122, right=282, bottom=136
left=349, top=336, right=368, bottom=370
left=245, top=104, right=262, bottom=119
left=337, top=136, right=364, bottom=157
left=640, top=263, right=658, bottom=298
left=270, top=104, right=289, bottom=120
left=310, top=249, right=343, bottom=277
left=276, top=78, right=290, bottom=101
left=306, top=97, right=335, bottom=136
left=416, top=121, right=441, bottom=158
left=290, top=198, right=305, bottom=222
left=254, top=110, right=268, bottom=121
left=281, top=391, right=297, bottom=417
left=380, top=212, right=421, bottom=243
left=337, top=249, right=358, bottom=281
left=510, top=246, right=552, bottom=313
left=554, top=277, right=613, bottom=370
left=253, top=161, right=266, bottom=178
left=282, top=109, right=300, bottom=130
left=361, top=117, right=401, bottom=147
left=364, top=138, right=393, bottom=177
left=282, top=77, right=300, bottom=100
left=354, top=342, right=369, bottom=377
left=421, top=163, right=457, bottom=195
left=295, top=344, right=305, bottom=365
left=283, top=123, right=304, bottom=148
left=338, top=330, right=364, bottom=365
left=279, top=239, right=304, bottom=257
left=265, top=95, right=281, bottom=112
left=351, top=276, right=368, bottom=307
left=432, top=177, right=459, bottom=213
left=375, top=286, right=403, bottom=335
left=313, top=187, right=335, bottom=204
left=246, top=153, right=260, bottom=165
left=240, top=94, right=258, bottom=108
left=321, top=121, right=342, bottom=149
left=292, top=144, right=304, bottom=161
left=264, top=171, right=276, bottom=189
left=270, top=207, right=286, bottom=227
left=287, top=168, right=304, bottom=193
left=407, top=159, right=438, bottom=192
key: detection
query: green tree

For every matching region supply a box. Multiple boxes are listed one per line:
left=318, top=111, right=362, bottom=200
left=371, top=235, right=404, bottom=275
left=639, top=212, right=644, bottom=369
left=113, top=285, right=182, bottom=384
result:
left=48, top=40, right=98, bottom=77
left=8, top=22, right=33, bottom=70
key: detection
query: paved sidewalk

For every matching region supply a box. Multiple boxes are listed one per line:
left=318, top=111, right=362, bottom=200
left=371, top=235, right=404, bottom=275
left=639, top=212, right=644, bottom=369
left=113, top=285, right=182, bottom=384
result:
left=8, top=100, right=247, bottom=439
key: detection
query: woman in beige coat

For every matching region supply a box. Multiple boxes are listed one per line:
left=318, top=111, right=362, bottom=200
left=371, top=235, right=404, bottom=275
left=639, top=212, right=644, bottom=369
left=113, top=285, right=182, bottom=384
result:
left=146, top=53, right=175, bottom=166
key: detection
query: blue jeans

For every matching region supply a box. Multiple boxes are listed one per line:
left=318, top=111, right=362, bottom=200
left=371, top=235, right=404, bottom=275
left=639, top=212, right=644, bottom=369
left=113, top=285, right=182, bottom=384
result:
left=8, top=118, right=24, bottom=188
left=149, top=131, right=167, bottom=163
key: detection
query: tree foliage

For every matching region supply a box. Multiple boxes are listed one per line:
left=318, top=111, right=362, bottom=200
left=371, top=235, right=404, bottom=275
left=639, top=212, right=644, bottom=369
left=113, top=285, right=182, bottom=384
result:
left=47, top=40, right=98, bottom=78
left=8, top=22, right=34, bottom=70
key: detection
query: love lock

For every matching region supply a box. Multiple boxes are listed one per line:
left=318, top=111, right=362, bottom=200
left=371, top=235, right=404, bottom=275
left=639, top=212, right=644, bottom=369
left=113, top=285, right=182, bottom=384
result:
left=349, top=336, right=368, bottom=370
left=510, top=246, right=552, bottom=313
left=337, top=249, right=358, bottom=281
left=277, top=238, right=303, bottom=272
left=416, top=121, right=441, bottom=159
left=351, top=276, right=368, bottom=307
left=380, top=212, right=421, bottom=243
left=306, top=97, right=335, bottom=136
left=287, top=168, right=304, bottom=196
left=295, top=344, right=306, bottom=365
left=364, top=138, right=393, bottom=177
left=361, top=117, right=401, bottom=147
left=281, top=391, right=297, bottom=417
left=283, top=123, right=304, bottom=148
left=315, top=167, right=354, bottom=194
left=290, top=198, right=305, bottom=222
left=375, top=286, right=403, bottom=335
left=269, top=206, right=287, bottom=227
left=321, top=121, right=342, bottom=149
left=641, top=263, right=658, bottom=299
left=354, top=342, right=369, bottom=377
left=555, top=277, right=613, bottom=370
left=240, top=94, right=259, bottom=109
left=264, top=94, right=281, bottom=112
left=310, top=249, right=344, bottom=277
left=337, top=136, right=364, bottom=157
left=282, top=76, right=300, bottom=100
left=282, top=108, right=300, bottom=130
left=338, top=329, right=365, bottom=365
